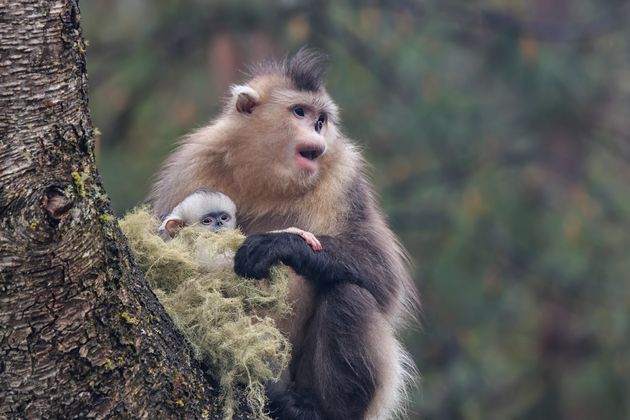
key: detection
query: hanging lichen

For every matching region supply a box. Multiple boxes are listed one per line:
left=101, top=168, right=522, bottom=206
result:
left=119, top=208, right=291, bottom=419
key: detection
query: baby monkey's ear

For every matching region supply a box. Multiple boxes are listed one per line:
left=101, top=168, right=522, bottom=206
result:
left=231, top=84, right=260, bottom=114
left=158, top=217, right=186, bottom=240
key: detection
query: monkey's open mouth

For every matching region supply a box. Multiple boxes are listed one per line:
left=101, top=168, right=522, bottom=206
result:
left=297, top=146, right=325, bottom=161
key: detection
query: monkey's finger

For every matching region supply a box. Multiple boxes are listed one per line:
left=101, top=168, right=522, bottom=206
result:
left=303, top=234, right=322, bottom=251
left=283, top=227, right=322, bottom=251
left=310, top=235, right=322, bottom=251
left=299, top=231, right=322, bottom=251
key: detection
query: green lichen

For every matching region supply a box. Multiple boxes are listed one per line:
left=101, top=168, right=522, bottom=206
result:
left=176, top=399, right=185, bottom=408
left=104, top=358, right=114, bottom=370
left=99, top=214, right=113, bottom=223
left=120, top=311, right=139, bottom=325
left=74, top=40, right=87, bottom=54
left=71, top=170, right=87, bottom=197
left=30, top=221, right=38, bottom=230
left=119, top=208, right=291, bottom=420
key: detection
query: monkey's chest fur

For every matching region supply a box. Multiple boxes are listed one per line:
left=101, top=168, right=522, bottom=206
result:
left=237, top=212, right=300, bottom=236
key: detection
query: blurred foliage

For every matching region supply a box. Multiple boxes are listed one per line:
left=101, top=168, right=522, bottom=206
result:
left=83, top=0, right=630, bottom=419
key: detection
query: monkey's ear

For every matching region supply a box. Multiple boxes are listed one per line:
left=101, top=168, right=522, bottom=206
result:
left=158, top=217, right=185, bottom=239
left=231, top=84, right=260, bottom=114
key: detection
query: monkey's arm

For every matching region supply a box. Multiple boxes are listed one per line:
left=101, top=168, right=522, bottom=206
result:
left=235, top=232, right=353, bottom=281
left=234, top=225, right=398, bottom=309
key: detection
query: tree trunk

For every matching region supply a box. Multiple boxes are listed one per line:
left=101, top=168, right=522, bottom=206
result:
left=0, top=1, right=234, bottom=417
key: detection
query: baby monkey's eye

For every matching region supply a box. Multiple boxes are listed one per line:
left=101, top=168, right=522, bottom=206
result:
left=220, top=214, right=230, bottom=221
left=201, top=217, right=212, bottom=225
left=293, top=106, right=305, bottom=117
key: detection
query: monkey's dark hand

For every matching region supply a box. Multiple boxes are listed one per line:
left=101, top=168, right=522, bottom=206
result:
left=234, top=232, right=314, bottom=279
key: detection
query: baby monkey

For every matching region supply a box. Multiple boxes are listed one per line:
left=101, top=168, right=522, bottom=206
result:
left=158, top=189, right=322, bottom=251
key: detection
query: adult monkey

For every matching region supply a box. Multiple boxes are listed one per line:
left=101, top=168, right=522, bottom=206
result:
left=151, top=49, right=418, bottom=420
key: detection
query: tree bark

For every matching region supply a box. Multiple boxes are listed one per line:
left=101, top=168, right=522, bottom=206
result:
left=0, top=1, right=232, bottom=417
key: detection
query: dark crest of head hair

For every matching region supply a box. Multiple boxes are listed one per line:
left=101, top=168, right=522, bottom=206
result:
left=249, top=47, right=328, bottom=92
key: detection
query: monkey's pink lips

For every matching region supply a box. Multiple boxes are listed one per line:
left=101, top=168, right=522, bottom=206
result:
left=295, top=143, right=325, bottom=172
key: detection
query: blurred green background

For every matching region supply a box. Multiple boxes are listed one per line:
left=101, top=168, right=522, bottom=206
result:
left=82, top=1, right=630, bottom=419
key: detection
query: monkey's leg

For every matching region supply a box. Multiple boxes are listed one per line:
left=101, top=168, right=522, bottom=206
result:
left=268, top=283, right=386, bottom=420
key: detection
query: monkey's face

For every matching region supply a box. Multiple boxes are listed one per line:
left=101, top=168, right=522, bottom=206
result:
left=200, top=211, right=236, bottom=232
left=262, top=96, right=337, bottom=189
left=228, top=80, right=340, bottom=195
left=158, top=191, right=238, bottom=238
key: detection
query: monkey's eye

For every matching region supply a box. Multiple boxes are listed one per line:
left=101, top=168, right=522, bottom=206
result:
left=201, top=217, right=212, bottom=225
left=293, top=106, right=305, bottom=117
left=220, top=214, right=230, bottom=221
left=315, top=113, right=327, bottom=133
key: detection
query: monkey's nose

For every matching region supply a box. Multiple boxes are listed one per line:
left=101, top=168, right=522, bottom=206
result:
left=297, top=144, right=325, bottom=161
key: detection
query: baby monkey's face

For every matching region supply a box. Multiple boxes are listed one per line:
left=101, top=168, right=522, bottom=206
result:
left=158, top=189, right=237, bottom=240
left=200, top=210, right=236, bottom=232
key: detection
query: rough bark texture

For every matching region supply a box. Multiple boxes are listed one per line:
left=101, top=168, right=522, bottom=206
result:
left=0, top=1, right=236, bottom=417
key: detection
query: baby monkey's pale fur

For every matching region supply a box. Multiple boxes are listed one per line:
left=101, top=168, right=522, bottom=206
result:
left=151, top=49, right=418, bottom=420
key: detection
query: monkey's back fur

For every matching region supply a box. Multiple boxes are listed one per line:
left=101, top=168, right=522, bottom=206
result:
left=120, top=208, right=291, bottom=419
